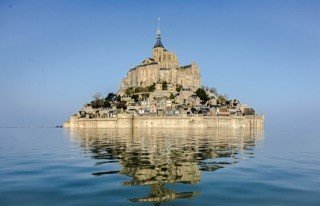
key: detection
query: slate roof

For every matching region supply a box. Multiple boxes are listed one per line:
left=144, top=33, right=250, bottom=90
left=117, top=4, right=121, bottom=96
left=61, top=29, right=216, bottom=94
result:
left=153, top=37, right=164, bottom=48
left=180, top=64, right=192, bottom=69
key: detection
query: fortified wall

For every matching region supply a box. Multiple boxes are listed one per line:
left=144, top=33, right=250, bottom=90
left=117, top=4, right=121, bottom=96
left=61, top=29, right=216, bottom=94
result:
left=64, top=115, right=264, bottom=129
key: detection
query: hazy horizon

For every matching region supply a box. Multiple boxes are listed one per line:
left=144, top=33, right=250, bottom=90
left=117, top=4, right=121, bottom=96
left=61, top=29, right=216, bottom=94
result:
left=1, top=0, right=320, bottom=127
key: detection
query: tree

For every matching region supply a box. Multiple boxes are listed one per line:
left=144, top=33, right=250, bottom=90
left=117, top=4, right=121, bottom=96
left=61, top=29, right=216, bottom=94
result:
left=196, top=88, right=209, bottom=102
left=131, top=94, right=139, bottom=102
left=103, top=100, right=111, bottom=108
left=116, top=101, right=127, bottom=110
left=170, top=93, right=175, bottom=99
left=125, top=87, right=135, bottom=96
left=148, top=83, right=156, bottom=92
left=91, top=99, right=104, bottom=108
left=106, top=93, right=116, bottom=101
left=134, top=87, right=144, bottom=93
left=217, top=95, right=227, bottom=105
left=90, top=93, right=104, bottom=108
left=93, top=92, right=103, bottom=101
left=176, top=84, right=183, bottom=92
left=162, top=81, right=168, bottom=90
left=209, top=87, right=218, bottom=96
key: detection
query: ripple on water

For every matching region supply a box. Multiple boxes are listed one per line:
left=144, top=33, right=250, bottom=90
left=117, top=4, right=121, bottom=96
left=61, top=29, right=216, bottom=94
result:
left=0, top=128, right=319, bottom=205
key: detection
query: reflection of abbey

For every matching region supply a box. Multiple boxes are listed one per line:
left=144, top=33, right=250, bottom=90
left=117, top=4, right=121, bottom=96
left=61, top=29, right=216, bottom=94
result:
left=68, top=128, right=262, bottom=203
left=119, top=26, right=201, bottom=95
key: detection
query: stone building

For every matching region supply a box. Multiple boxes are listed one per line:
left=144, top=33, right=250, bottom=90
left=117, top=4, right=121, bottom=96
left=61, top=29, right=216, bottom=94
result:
left=118, top=25, right=201, bottom=95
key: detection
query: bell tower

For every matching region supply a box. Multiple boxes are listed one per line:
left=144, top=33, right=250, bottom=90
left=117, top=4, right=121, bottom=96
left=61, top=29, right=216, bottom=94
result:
left=153, top=18, right=165, bottom=63
left=152, top=18, right=179, bottom=68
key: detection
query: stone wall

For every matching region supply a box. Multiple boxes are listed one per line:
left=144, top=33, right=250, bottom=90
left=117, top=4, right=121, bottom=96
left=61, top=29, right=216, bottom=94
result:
left=64, top=115, right=264, bottom=129
left=119, top=62, right=201, bottom=94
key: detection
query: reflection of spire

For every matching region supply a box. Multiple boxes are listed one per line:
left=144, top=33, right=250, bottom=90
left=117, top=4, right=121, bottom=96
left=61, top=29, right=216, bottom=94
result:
left=154, top=17, right=164, bottom=48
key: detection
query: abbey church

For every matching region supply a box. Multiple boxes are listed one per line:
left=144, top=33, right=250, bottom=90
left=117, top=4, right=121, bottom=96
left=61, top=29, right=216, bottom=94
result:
left=118, top=25, right=201, bottom=95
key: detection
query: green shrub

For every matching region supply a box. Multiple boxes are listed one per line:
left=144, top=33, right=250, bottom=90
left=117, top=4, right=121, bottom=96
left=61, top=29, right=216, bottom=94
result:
left=134, top=87, right=144, bottom=93
left=217, top=95, right=227, bottom=105
left=176, top=84, right=183, bottom=92
left=116, top=101, right=127, bottom=110
left=91, top=99, right=104, bottom=108
left=131, top=94, right=139, bottom=102
left=196, top=88, right=209, bottom=102
left=148, top=83, right=156, bottom=92
left=162, top=81, right=168, bottom=90
left=105, top=93, right=116, bottom=101
left=125, top=87, right=135, bottom=96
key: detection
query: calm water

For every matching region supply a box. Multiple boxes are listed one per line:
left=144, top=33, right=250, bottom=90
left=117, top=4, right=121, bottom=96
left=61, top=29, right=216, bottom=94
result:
left=0, top=126, right=319, bottom=205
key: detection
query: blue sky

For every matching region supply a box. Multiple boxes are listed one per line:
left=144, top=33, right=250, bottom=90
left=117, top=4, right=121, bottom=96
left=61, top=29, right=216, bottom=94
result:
left=0, top=0, right=320, bottom=127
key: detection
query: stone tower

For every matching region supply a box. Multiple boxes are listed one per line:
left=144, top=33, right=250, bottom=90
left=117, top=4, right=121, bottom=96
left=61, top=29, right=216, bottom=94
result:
left=118, top=20, right=201, bottom=96
left=152, top=23, right=179, bottom=69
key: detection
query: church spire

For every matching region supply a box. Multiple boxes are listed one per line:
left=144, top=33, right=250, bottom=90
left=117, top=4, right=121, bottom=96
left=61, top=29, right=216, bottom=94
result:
left=156, top=17, right=161, bottom=37
left=153, top=18, right=164, bottom=48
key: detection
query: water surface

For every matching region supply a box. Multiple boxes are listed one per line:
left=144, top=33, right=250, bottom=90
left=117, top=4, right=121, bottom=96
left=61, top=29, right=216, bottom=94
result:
left=0, top=127, right=319, bottom=205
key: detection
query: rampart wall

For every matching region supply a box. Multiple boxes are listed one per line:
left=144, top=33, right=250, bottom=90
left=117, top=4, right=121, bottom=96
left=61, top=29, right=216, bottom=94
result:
left=64, top=115, right=264, bottom=129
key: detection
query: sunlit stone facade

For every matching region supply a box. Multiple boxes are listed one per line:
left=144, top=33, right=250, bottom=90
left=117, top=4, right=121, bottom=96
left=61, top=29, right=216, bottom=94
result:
left=118, top=27, right=201, bottom=95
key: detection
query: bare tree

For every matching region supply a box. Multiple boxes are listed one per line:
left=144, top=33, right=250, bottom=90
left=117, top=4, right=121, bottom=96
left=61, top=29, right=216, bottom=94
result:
left=93, top=92, right=103, bottom=100
left=210, top=87, right=218, bottom=96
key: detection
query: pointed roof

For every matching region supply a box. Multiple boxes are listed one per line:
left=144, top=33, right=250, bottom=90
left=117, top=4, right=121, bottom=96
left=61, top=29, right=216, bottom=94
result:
left=153, top=18, right=164, bottom=48
left=153, top=36, right=164, bottom=48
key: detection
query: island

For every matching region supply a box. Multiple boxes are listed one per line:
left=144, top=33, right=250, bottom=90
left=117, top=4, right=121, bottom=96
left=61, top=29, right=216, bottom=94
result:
left=64, top=23, right=264, bottom=129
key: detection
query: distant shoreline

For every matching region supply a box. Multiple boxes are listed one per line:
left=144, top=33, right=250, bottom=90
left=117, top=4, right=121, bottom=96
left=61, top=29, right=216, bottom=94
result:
left=0, top=126, right=62, bottom=129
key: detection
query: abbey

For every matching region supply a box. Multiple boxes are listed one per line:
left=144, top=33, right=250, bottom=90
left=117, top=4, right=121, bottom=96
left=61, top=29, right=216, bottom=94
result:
left=118, top=26, right=201, bottom=95
left=64, top=21, right=263, bottom=129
